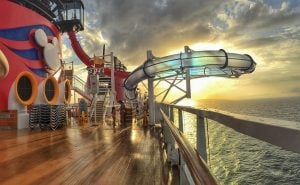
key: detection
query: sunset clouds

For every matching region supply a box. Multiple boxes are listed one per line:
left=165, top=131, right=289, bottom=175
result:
left=63, top=0, right=300, bottom=99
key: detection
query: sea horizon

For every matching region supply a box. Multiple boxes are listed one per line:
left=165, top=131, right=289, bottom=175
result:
left=174, top=96, right=300, bottom=184
left=194, top=95, right=300, bottom=102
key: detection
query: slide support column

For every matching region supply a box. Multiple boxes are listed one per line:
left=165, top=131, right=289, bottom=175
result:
left=147, top=50, right=155, bottom=125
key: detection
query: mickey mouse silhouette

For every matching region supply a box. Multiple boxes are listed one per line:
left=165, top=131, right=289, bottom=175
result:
left=34, top=29, right=61, bottom=71
left=0, top=49, right=9, bottom=79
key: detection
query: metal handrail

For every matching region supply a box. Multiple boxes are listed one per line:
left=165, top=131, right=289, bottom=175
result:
left=164, top=103, right=300, bottom=154
left=73, top=75, right=86, bottom=84
left=160, top=109, right=218, bottom=185
left=66, top=74, right=92, bottom=101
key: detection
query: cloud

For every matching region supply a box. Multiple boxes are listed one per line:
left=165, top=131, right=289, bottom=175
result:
left=62, top=0, right=300, bottom=99
left=213, top=1, right=300, bottom=45
left=83, top=0, right=225, bottom=64
left=61, top=42, right=72, bottom=60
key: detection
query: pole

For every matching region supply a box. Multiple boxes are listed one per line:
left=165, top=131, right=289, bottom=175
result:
left=184, top=46, right=191, bottom=98
left=102, top=45, right=105, bottom=59
left=94, top=94, right=96, bottom=125
left=197, top=116, right=207, bottom=161
left=147, top=50, right=155, bottom=125
left=93, top=63, right=98, bottom=125
left=110, top=52, right=116, bottom=106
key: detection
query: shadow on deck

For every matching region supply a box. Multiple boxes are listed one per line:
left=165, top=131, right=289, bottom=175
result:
left=0, top=119, right=179, bottom=185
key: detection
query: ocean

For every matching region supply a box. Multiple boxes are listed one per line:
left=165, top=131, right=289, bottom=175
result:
left=173, top=96, right=300, bottom=185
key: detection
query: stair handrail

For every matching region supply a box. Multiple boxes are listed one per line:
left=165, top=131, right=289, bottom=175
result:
left=102, top=90, right=112, bottom=120
left=73, top=75, right=86, bottom=88
left=66, top=74, right=92, bottom=101
left=89, top=95, right=98, bottom=119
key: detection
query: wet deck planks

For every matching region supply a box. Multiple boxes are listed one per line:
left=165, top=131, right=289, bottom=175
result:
left=0, top=123, right=178, bottom=185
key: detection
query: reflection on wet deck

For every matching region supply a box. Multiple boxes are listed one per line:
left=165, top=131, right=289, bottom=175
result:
left=0, top=120, right=179, bottom=185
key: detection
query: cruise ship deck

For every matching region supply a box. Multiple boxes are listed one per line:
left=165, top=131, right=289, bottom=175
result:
left=0, top=120, right=179, bottom=185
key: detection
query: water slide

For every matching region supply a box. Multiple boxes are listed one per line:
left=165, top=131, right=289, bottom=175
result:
left=68, top=31, right=256, bottom=101
left=124, top=47, right=256, bottom=99
left=68, top=31, right=129, bottom=101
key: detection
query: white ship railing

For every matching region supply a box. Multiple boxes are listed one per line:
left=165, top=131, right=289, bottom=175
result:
left=160, top=108, right=219, bottom=185
left=157, top=103, right=300, bottom=185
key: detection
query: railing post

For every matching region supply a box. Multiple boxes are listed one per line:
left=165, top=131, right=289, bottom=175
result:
left=155, top=102, right=162, bottom=123
left=148, top=78, right=155, bottom=125
left=110, top=52, right=116, bottom=105
left=147, top=51, right=155, bottom=126
left=179, top=155, right=194, bottom=185
left=170, top=106, right=174, bottom=122
left=177, top=108, right=194, bottom=185
left=197, top=115, right=207, bottom=162
left=179, top=153, right=188, bottom=185
left=161, top=105, right=179, bottom=166
left=178, top=109, right=183, bottom=132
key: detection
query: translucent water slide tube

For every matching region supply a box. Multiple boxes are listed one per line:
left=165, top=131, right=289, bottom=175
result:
left=124, top=47, right=256, bottom=99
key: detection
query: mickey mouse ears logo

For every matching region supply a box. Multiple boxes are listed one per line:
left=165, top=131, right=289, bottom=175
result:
left=34, top=29, right=61, bottom=71
left=0, top=50, right=9, bottom=79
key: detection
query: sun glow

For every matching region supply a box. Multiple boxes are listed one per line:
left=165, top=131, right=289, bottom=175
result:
left=190, top=42, right=225, bottom=51
left=176, top=98, right=197, bottom=107
left=167, top=42, right=225, bottom=55
left=164, top=42, right=243, bottom=100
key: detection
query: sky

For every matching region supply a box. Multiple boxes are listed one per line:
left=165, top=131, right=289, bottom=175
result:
left=62, top=0, right=300, bottom=100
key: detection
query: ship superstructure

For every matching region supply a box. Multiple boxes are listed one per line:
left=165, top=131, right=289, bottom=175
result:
left=0, top=0, right=130, bottom=129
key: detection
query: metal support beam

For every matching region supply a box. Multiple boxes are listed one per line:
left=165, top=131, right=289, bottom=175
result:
left=184, top=46, right=192, bottom=99
left=155, top=102, right=162, bottom=123
left=141, top=81, right=148, bottom=89
left=110, top=52, right=116, bottom=105
left=154, top=79, right=162, bottom=89
left=178, top=109, right=184, bottom=132
left=170, top=95, right=186, bottom=105
left=147, top=51, right=155, bottom=125
left=197, top=116, right=207, bottom=162
left=169, top=106, right=174, bottom=122
left=186, top=69, right=191, bottom=98
left=163, top=79, right=185, bottom=93
left=161, top=76, right=178, bottom=103
left=155, top=88, right=169, bottom=98
left=154, top=77, right=186, bottom=104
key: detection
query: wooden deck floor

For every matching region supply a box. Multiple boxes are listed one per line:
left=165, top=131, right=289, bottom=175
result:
left=0, top=120, right=179, bottom=185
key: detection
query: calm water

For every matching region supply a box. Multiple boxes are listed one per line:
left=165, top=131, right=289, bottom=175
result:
left=174, top=96, right=300, bottom=185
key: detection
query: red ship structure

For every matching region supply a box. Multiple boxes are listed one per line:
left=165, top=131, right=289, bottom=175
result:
left=0, top=0, right=256, bottom=130
left=0, top=0, right=129, bottom=129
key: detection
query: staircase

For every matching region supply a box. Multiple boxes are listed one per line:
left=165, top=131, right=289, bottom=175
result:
left=99, top=76, right=111, bottom=95
left=63, top=67, right=115, bottom=122
left=90, top=100, right=105, bottom=122
left=71, top=75, right=92, bottom=102
left=90, top=90, right=111, bottom=122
